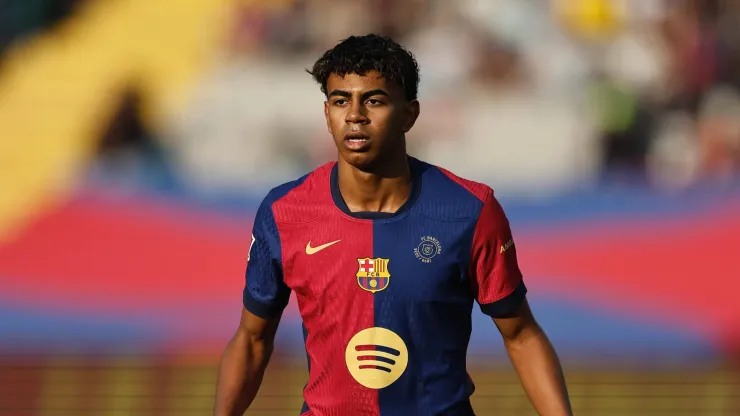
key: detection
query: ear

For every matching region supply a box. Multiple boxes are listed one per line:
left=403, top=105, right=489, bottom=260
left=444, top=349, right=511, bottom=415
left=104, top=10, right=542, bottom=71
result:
left=402, top=100, right=421, bottom=133
left=324, top=100, right=332, bottom=135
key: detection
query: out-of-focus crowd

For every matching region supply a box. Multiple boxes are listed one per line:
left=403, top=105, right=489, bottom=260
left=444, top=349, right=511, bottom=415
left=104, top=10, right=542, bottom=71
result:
left=4, top=0, right=740, bottom=196
left=0, top=0, right=81, bottom=54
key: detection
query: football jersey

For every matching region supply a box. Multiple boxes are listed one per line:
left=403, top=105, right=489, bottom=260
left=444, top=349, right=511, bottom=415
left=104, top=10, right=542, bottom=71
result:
left=244, top=157, right=526, bottom=416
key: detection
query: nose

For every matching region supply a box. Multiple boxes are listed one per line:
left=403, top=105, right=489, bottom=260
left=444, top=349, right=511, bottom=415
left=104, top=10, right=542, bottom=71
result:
left=345, top=101, right=369, bottom=124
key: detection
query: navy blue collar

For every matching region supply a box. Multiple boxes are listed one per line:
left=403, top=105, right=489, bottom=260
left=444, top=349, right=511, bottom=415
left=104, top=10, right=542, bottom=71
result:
left=330, top=157, right=424, bottom=220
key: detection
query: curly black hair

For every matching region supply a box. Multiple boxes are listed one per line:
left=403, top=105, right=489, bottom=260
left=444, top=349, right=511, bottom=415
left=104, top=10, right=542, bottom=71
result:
left=307, top=34, right=420, bottom=101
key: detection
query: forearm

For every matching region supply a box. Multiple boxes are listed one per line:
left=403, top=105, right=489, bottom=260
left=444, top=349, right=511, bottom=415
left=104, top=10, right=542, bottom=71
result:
left=213, top=332, right=272, bottom=416
left=504, top=325, right=572, bottom=416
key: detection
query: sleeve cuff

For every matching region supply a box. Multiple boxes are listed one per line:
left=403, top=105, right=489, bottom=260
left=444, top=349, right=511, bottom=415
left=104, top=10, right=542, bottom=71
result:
left=479, top=280, right=527, bottom=318
left=243, top=288, right=289, bottom=319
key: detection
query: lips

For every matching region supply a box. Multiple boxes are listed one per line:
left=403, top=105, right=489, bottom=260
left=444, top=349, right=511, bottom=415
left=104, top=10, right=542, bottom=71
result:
left=343, top=132, right=371, bottom=151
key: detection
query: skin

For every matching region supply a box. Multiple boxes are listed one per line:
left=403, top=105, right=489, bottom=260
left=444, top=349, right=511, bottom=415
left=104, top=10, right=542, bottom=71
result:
left=213, top=308, right=280, bottom=416
left=324, top=71, right=420, bottom=213
left=494, top=300, right=573, bottom=415
left=214, top=70, right=572, bottom=416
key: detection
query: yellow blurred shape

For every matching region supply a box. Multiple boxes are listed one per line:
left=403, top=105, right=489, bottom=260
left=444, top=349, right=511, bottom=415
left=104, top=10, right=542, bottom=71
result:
left=238, top=0, right=298, bottom=10
left=0, top=0, right=229, bottom=243
left=165, top=365, right=218, bottom=416
left=37, top=356, right=84, bottom=416
left=104, top=357, right=151, bottom=416
left=552, top=0, right=625, bottom=41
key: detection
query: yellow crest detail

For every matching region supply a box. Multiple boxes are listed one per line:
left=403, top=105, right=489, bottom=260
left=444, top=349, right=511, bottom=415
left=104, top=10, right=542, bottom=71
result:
left=356, top=258, right=391, bottom=293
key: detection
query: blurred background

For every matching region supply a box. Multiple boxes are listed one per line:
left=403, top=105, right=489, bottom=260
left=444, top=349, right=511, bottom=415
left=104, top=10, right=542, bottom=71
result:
left=1, top=0, right=739, bottom=414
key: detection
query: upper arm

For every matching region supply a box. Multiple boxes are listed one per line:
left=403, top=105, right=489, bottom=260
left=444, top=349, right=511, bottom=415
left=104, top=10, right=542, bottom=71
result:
left=238, top=306, right=282, bottom=344
left=469, top=189, right=527, bottom=318
left=492, top=298, right=538, bottom=341
left=243, top=196, right=291, bottom=320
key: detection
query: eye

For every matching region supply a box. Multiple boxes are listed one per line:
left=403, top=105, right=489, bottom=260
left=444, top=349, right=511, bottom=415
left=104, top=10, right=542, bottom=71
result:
left=333, top=99, right=348, bottom=106
left=366, top=99, right=383, bottom=106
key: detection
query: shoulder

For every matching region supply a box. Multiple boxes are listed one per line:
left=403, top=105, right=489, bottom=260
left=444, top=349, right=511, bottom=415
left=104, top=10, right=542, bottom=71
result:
left=427, top=163, right=493, bottom=202
left=415, top=158, right=495, bottom=221
left=257, top=162, right=335, bottom=224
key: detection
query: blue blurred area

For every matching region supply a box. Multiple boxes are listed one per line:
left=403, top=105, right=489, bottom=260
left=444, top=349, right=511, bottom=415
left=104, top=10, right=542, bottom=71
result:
left=3, top=173, right=737, bottom=363
left=271, top=294, right=717, bottom=365
left=82, top=165, right=740, bottom=225
left=0, top=304, right=167, bottom=354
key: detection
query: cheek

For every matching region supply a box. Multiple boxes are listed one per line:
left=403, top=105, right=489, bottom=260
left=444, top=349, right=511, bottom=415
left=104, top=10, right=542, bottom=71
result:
left=375, top=112, right=403, bottom=134
left=326, top=113, right=343, bottom=135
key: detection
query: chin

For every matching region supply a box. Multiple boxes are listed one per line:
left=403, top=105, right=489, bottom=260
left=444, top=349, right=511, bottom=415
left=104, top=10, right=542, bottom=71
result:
left=341, top=152, right=379, bottom=171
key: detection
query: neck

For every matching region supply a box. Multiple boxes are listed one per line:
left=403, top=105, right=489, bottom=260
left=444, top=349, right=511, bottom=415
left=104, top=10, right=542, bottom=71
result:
left=337, top=152, right=412, bottom=213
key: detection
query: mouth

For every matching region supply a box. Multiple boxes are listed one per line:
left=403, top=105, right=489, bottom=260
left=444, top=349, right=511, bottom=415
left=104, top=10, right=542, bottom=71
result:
left=343, top=132, right=371, bottom=151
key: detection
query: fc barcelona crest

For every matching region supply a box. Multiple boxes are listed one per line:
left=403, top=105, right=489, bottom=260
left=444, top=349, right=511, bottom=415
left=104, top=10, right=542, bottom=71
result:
left=356, top=258, right=391, bottom=293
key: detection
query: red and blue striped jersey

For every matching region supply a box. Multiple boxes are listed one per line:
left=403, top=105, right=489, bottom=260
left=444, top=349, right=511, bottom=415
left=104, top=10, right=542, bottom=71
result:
left=243, top=157, right=526, bottom=416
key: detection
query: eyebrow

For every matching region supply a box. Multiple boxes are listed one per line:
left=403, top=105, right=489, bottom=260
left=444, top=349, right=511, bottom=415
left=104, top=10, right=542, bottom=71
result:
left=328, top=89, right=390, bottom=100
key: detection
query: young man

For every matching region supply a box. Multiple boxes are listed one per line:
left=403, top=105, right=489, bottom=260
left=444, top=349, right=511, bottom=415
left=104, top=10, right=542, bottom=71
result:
left=214, top=34, right=572, bottom=416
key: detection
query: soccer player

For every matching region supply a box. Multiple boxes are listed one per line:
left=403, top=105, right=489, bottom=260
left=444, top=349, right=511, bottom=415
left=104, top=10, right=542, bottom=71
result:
left=214, top=34, right=572, bottom=416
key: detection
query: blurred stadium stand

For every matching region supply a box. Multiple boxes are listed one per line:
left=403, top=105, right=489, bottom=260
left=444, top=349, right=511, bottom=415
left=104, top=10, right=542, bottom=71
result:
left=1, top=0, right=739, bottom=415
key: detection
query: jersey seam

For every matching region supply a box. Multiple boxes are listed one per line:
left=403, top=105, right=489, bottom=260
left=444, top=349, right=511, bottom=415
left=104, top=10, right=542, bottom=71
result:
left=466, top=188, right=494, bottom=298
left=271, top=207, right=335, bottom=225
left=434, top=165, right=489, bottom=203
left=416, top=210, right=480, bottom=222
left=255, top=199, right=290, bottom=316
left=266, top=165, right=334, bottom=225
left=477, top=278, right=523, bottom=305
left=243, top=289, right=284, bottom=319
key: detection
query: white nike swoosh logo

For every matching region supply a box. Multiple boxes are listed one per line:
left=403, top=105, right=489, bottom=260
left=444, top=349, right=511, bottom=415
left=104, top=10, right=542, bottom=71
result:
left=305, top=240, right=341, bottom=255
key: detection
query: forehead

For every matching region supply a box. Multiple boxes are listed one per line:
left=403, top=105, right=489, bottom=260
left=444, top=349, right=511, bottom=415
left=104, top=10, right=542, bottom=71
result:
left=326, top=71, right=403, bottom=97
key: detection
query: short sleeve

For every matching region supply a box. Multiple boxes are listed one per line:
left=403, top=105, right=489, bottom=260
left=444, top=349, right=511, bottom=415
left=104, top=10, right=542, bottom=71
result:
left=243, top=196, right=291, bottom=319
left=470, top=189, right=527, bottom=317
